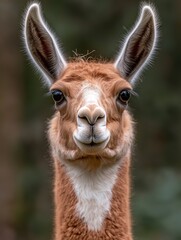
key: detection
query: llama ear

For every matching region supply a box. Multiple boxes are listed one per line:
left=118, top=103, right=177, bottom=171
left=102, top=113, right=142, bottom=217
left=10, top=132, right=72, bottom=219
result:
left=114, top=5, right=158, bottom=85
left=24, top=3, right=66, bottom=86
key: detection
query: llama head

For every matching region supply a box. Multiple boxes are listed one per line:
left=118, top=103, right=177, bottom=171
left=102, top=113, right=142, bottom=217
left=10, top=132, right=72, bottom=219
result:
left=24, top=3, right=158, bottom=168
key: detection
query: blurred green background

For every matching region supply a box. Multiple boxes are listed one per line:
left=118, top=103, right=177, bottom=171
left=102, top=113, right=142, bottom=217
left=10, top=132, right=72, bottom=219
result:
left=0, top=0, right=181, bottom=239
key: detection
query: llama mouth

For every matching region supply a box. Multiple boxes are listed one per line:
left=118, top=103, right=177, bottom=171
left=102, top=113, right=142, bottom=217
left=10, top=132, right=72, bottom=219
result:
left=73, top=135, right=110, bottom=153
left=83, top=141, right=103, bottom=147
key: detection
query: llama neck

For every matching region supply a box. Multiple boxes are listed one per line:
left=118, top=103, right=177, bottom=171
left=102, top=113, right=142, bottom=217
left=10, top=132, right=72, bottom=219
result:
left=53, top=156, right=132, bottom=240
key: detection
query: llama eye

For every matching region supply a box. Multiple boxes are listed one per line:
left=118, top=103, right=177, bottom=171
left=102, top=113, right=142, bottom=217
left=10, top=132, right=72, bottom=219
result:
left=118, top=90, right=131, bottom=104
left=51, top=90, right=65, bottom=104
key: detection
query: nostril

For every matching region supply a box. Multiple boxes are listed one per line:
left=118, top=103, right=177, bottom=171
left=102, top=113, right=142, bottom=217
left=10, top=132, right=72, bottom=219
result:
left=78, top=114, right=93, bottom=125
left=78, top=106, right=106, bottom=126
left=94, top=115, right=104, bottom=123
left=97, top=114, right=104, bottom=119
left=78, top=114, right=105, bottom=126
left=78, top=115, right=87, bottom=120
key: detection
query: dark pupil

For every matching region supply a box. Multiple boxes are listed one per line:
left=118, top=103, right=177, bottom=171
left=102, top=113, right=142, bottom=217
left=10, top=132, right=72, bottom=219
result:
left=52, top=90, right=63, bottom=102
left=120, top=90, right=130, bottom=102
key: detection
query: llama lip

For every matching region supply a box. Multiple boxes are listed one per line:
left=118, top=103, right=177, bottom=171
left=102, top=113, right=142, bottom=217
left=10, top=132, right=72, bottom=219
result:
left=73, top=134, right=110, bottom=153
left=89, top=141, right=98, bottom=146
left=73, top=126, right=110, bottom=145
left=73, top=135, right=109, bottom=146
left=83, top=140, right=104, bottom=147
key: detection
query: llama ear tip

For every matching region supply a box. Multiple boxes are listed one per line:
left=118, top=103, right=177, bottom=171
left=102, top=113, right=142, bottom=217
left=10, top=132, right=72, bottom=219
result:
left=141, top=4, right=156, bottom=17
left=142, top=5, right=153, bottom=10
left=25, top=2, right=41, bottom=21
left=26, top=2, right=40, bottom=16
left=29, top=2, right=40, bottom=9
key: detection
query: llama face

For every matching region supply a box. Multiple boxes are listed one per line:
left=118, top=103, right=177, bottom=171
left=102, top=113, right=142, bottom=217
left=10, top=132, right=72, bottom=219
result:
left=24, top=3, right=157, bottom=167
left=50, top=62, right=133, bottom=158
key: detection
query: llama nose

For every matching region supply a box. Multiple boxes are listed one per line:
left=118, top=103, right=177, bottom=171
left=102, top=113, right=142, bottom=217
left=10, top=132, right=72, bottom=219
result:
left=78, top=105, right=106, bottom=126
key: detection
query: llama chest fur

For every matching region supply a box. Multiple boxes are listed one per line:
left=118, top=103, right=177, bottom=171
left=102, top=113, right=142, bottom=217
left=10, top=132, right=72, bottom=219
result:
left=54, top=160, right=132, bottom=240
left=66, top=163, right=120, bottom=231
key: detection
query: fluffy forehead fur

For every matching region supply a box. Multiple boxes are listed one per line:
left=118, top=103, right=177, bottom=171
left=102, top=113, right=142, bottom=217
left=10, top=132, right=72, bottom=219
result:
left=51, top=61, right=132, bottom=119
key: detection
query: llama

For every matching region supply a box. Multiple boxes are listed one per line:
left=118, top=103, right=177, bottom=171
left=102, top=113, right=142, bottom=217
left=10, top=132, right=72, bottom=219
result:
left=24, top=3, right=158, bottom=240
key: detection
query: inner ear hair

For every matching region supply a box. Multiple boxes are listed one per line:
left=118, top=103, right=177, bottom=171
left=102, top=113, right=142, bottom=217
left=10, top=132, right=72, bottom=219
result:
left=24, top=3, right=67, bottom=86
left=114, top=4, right=158, bottom=86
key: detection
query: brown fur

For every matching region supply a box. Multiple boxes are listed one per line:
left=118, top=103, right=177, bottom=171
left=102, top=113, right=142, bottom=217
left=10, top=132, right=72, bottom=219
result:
left=24, top=4, right=157, bottom=239
left=53, top=157, right=132, bottom=240
left=48, top=61, right=134, bottom=239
